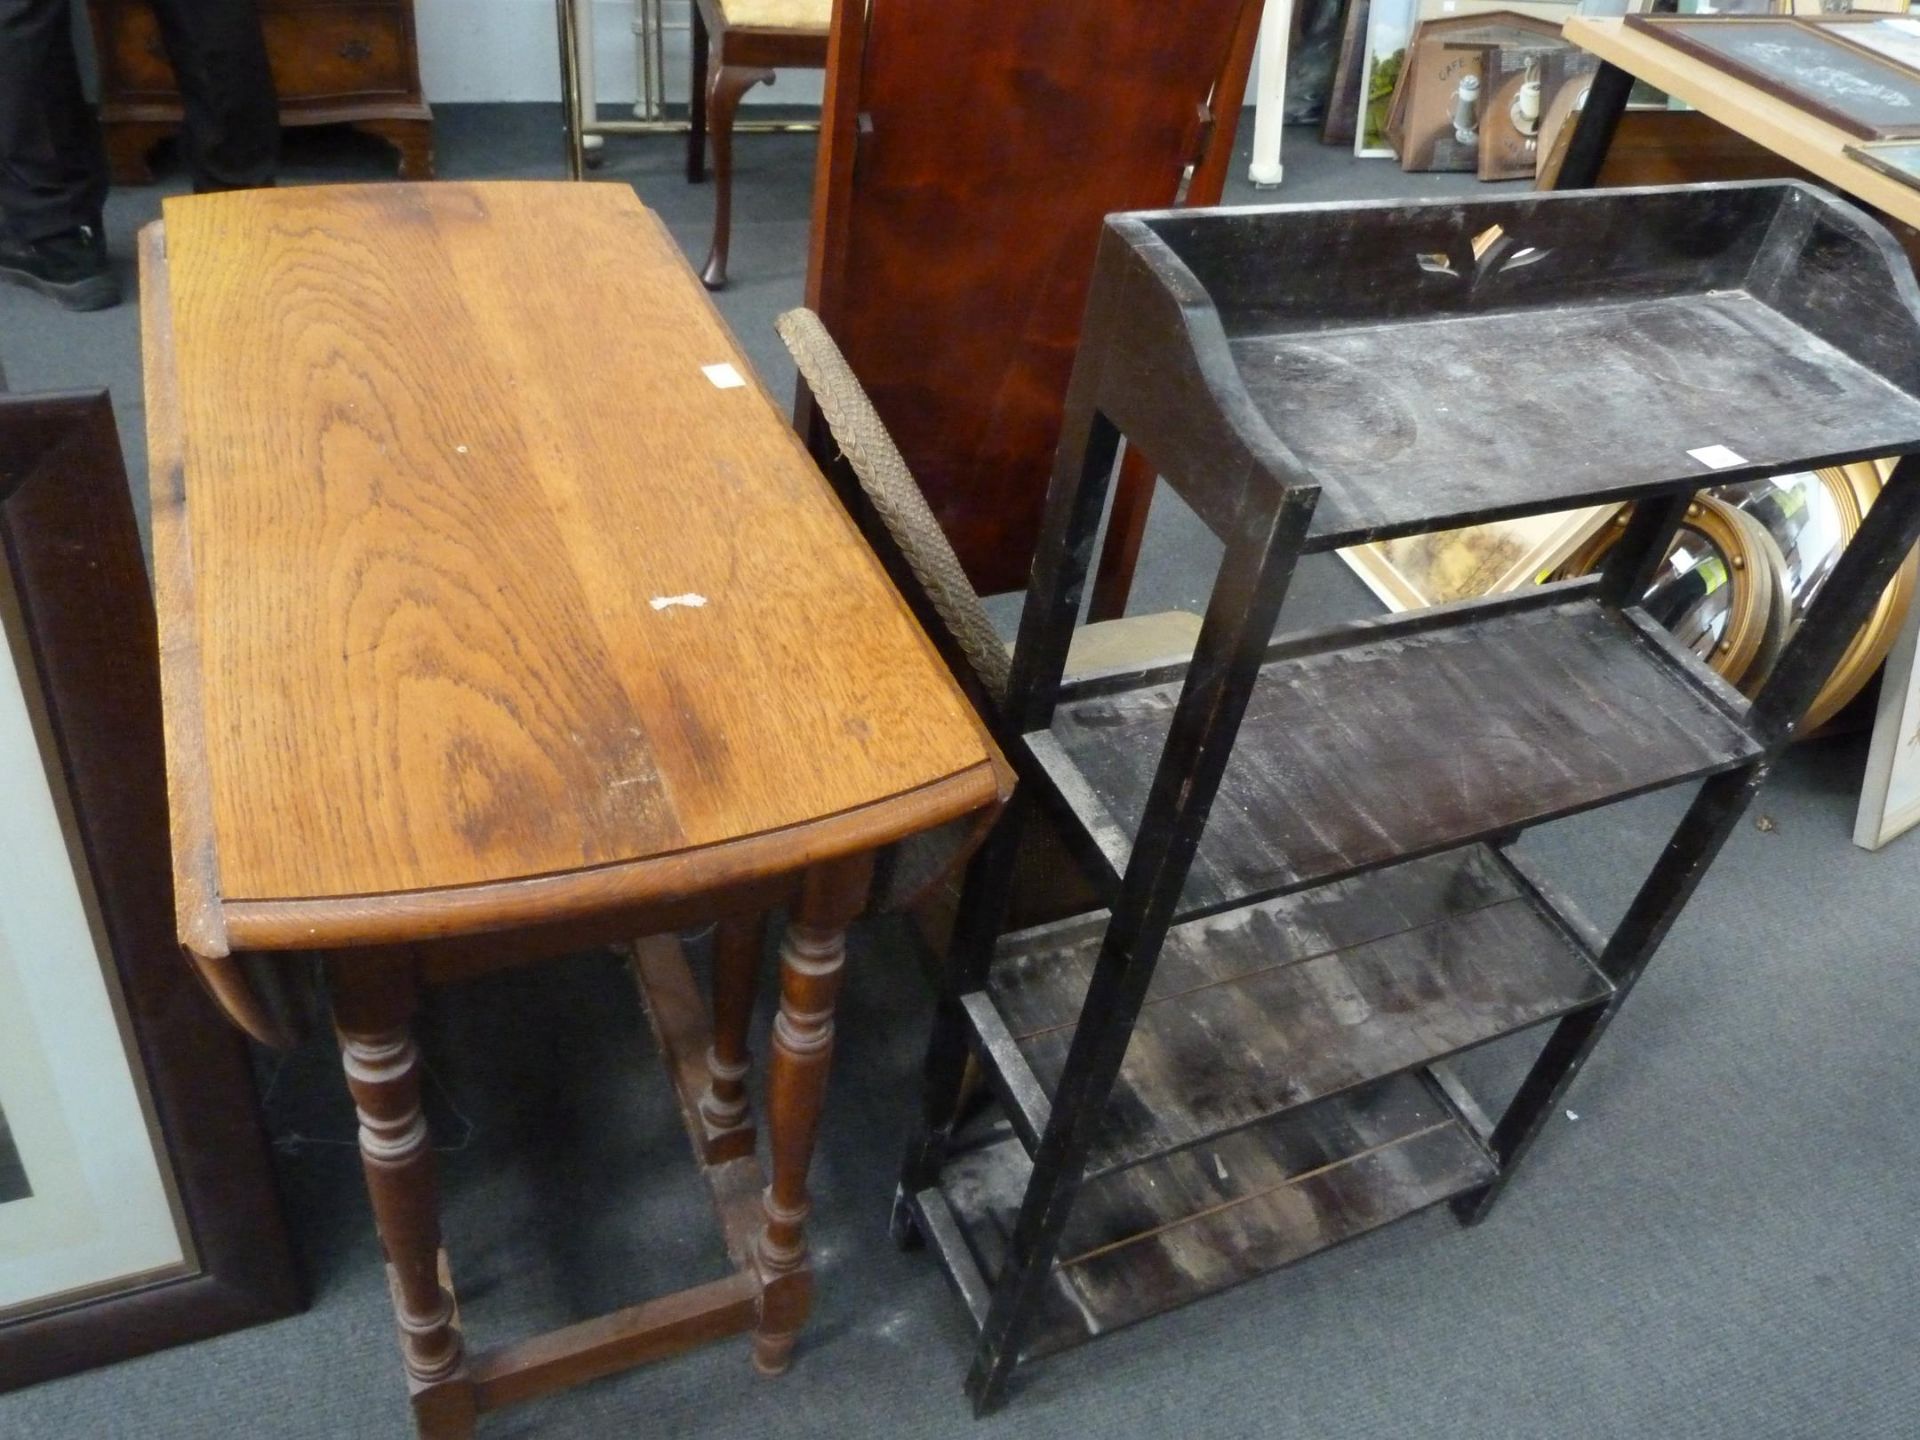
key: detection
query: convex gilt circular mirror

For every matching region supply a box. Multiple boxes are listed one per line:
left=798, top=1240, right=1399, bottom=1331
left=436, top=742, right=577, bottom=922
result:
left=1557, top=495, right=1773, bottom=682
left=1722, top=462, right=1916, bottom=730
left=1558, top=463, right=1917, bottom=730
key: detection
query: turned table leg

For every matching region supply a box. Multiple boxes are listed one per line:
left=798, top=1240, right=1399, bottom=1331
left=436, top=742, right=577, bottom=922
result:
left=328, top=952, right=474, bottom=1439
left=752, top=853, right=873, bottom=1375
left=699, top=911, right=766, bottom=1162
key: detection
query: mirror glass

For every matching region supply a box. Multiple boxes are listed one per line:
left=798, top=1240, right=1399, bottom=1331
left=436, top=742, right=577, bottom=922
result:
left=1644, top=525, right=1734, bottom=659
left=1722, top=472, right=1847, bottom=627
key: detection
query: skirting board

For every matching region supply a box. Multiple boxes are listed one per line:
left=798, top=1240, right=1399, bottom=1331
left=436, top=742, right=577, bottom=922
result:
left=415, top=0, right=825, bottom=105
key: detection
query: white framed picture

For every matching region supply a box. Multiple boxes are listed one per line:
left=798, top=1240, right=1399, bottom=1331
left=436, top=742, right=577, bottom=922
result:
left=1355, top=0, right=1419, bottom=157
left=1855, top=577, right=1920, bottom=849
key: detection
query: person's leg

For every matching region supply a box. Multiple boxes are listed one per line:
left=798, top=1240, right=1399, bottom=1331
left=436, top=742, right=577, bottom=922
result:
left=0, top=0, right=117, bottom=309
left=146, top=0, right=278, bottom=191
left=0, top=0, right=109, bottom=240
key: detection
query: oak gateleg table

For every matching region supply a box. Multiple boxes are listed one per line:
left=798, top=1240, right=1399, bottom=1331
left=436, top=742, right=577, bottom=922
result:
left=139, top=181, right=1007, bottom=1438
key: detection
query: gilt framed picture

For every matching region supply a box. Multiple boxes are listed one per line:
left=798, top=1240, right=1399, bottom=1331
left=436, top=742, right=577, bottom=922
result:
left=1339, top=505, right=1619, bottom=612
left=0, top=390, right=299, bottom=1393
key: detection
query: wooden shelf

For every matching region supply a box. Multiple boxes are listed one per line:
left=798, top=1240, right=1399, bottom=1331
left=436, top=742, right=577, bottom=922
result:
left=1114, top=184, right=1920, bottom=552
left=902, top=182, right=1920, bottom=1412
left=969, top=845, right=1610, bottom=1178
left=924, top=1073, right=1495, bottom=1361
left=1026, top=597, right=1761, bottom=918
left=1264, top=289, right=1920, bottom=552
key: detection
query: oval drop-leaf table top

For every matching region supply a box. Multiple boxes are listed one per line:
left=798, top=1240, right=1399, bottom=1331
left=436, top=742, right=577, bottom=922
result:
left=140, top=182, right=1005, bottom=953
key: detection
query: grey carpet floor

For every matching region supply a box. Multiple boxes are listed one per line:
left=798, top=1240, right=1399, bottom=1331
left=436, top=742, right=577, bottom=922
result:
left=3, top=109, right=1917, bottom=1440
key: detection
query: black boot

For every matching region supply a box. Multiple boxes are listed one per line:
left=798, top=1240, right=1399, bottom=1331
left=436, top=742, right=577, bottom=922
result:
left=0, top=224, right=120, bottom=312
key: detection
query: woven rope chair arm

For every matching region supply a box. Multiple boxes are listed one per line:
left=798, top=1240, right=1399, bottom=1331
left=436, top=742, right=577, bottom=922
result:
left=777, top=307, right=1010, bottom=914
left=776, top=307, right=1011, bottom=707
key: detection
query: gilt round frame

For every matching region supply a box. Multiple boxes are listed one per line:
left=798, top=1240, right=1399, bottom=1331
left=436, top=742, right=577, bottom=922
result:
left=1796, top=460, right=1918, bottom=732
left=1559, top=464, right=1918, bottom=731
left=1558, top=495, right=1772, bottom=685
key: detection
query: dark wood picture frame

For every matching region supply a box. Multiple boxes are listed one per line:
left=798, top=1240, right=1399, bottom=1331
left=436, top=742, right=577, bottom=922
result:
left=1623, top=15, right=1920, bottom=140
left=0, top=390, right=301, bottom=1395
left=1322, top=0, right=1374, bottom=147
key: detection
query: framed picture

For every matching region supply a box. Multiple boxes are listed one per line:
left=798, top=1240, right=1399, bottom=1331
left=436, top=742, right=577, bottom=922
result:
left=1846, top=137, right=1920, bottom=185
left=1339, top=505, right=1618, bottom=612
left=1793, top=0, right=1913, bottom=13
left=1323, top=0, right=1375, bottom=146
left=1355, top=0, right=1420, bottom=156
left=1623, top=15, right=1920, bottom=138
left=1389, top=16, right=1564, bottom=171
left=1478, top=43, right=1600, bottom=181
left=1356, top=0, right=1580, bottom=157
left=0, top=390, right=300, bottom=1393
left=1857, top=582, right=1920, bottom=848
left=1821, top=16, right=1920, bottom=72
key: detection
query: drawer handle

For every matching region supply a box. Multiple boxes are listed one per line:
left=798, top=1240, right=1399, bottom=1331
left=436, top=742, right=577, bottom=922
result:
left=340, top=37, right=373, bottom=62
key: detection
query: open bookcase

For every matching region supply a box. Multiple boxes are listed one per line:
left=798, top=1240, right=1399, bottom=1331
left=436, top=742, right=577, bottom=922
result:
left=892, top=181, right=1920, bottom=1413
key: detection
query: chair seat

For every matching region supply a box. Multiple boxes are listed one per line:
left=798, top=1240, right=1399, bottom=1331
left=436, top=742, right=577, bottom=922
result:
left=1048, top=611, right=1204, bottom=679
left=717, top=0, right=832, bottom=33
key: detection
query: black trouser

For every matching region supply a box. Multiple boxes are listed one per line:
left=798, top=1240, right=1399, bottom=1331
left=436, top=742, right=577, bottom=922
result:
left=0, top=0, right=277, bottom=241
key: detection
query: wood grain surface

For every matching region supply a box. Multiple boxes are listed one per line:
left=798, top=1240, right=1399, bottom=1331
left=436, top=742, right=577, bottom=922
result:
left=1041, top=599, right=1761, bottom=913
left=986, top=845, right=1610, bottom=1176
left=1122, top=185, right=1920, bottom=551
left=1539, top=107, right=1821, bottom=191
left=941, top=1075, right=1492, bottom=1358
left=806, top=0, right=1262, bottom=593
left=1241, top=291, right=1920, bottom=547
left=145, top=183, right=1002, bottom=912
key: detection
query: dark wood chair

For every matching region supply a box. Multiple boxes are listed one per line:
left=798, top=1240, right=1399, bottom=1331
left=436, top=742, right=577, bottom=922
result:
left=687, top=0, right=831, bottom=289
left=801, top=0, right=1263, bottom=602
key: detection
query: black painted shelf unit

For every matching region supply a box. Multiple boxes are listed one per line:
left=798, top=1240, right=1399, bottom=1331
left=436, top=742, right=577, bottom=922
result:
left=893, top=182, right=1920, bottom=1413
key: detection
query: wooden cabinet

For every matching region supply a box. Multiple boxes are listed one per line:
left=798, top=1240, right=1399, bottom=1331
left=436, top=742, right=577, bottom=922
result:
left=87, top=0, right=433, bottom=182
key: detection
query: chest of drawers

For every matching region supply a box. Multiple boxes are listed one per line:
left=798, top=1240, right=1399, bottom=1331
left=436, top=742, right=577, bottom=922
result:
left=87, top=0, right=433, bottom=181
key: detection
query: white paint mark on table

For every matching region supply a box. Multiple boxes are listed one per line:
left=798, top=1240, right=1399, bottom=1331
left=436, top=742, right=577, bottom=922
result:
left=650, top=593, right=708, bottom=611
left=702, top=363, right=747, bottom=389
